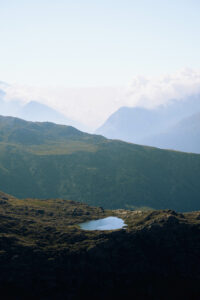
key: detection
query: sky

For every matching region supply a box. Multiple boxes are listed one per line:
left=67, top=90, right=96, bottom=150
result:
left=1, top=1, right=200, bottom=130
left=1, top=0, right=200, bottom=87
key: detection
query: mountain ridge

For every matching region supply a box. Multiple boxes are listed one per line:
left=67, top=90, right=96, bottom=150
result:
left=0, top=88, right=85, bottom=130
left=0, top=115, right=200, bottom=211
left=143, top=112, right=200, bottom=153
left=96, top=94, right=200, bottom=153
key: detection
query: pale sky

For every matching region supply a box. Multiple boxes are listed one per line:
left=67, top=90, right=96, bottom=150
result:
left=1, top=1, right=200, bottom=131
left=1, top=0, right=200, bottom=87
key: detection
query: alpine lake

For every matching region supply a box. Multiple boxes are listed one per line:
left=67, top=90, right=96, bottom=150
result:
left=79, top=216, right=126, bottom=231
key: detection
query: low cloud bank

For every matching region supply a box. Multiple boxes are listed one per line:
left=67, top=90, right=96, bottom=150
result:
left=125, top=68, right=200, bottom=108
left=1, top=68, right=200, bottom=131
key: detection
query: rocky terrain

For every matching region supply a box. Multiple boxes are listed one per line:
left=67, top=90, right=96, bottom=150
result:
left=1, top=191, right=200, bottom=299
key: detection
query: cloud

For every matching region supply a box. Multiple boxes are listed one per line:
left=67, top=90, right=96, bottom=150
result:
left=1, top=68, right=200, bottom=131
left=125, top=68, right=200, bottom=108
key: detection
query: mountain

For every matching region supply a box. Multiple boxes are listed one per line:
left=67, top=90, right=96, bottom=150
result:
left=96, top=106, right=164, bottom=142
left=18, top=100, right=83, bottom=130
left=96, top=95, right=200, bottom=151
left=0, top=89, right=21, bottom=116
left=143, top=112, right=200, bottom=153
left=1, top=191, right=200, bottom=299
left=0, top=89, right=6, bottom=99
left=0, top=88, right=84, bottom=130
left=0, top=115, right=200, bottom=211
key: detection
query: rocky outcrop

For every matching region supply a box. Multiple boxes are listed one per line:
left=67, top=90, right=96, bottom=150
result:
left=0, top=192, right=200, bottom=299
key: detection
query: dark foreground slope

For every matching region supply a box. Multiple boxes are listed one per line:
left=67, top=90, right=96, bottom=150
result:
left=1, top=191, right=200, bottom=300
left=0, top=116, right=200, bottom=211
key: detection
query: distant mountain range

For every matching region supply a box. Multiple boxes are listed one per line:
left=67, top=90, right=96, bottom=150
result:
left=96, top=94, right=200, bottom=153
left=0, top=115, right=200, bottom=212
left=18, top=101, right=83, bottom=129
left=143, top=112, right=200, bottom=153
left=0, top=88, right=84, bottom=130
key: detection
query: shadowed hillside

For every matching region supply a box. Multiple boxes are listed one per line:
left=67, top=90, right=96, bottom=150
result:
left=0, top=115, right=200, bottom=211
left=1, top=191, right=200, bottom=299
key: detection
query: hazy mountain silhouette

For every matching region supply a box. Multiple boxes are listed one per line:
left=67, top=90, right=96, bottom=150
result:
left=0, top=89, right=21, bottom=116
left=18, top=101, right=83, bottom=129
left=0, top=88, right=84, bottom=130
left=96, top=94, right=200, bottom=152
left=143, top=112, right=200, bottom=153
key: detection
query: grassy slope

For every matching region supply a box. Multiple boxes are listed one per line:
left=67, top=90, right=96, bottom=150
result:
left=0, top=115, right=200, bottom=211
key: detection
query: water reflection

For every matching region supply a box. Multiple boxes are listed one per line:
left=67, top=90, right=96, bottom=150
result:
left=79, top=216, right=126, bottom=230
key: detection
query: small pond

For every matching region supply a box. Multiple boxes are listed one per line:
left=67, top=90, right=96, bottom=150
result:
left=79, top=216, right=126, bottom=231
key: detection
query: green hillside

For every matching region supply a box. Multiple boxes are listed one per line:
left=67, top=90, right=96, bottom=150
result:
left=0, top=115, right=200, bottom=211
